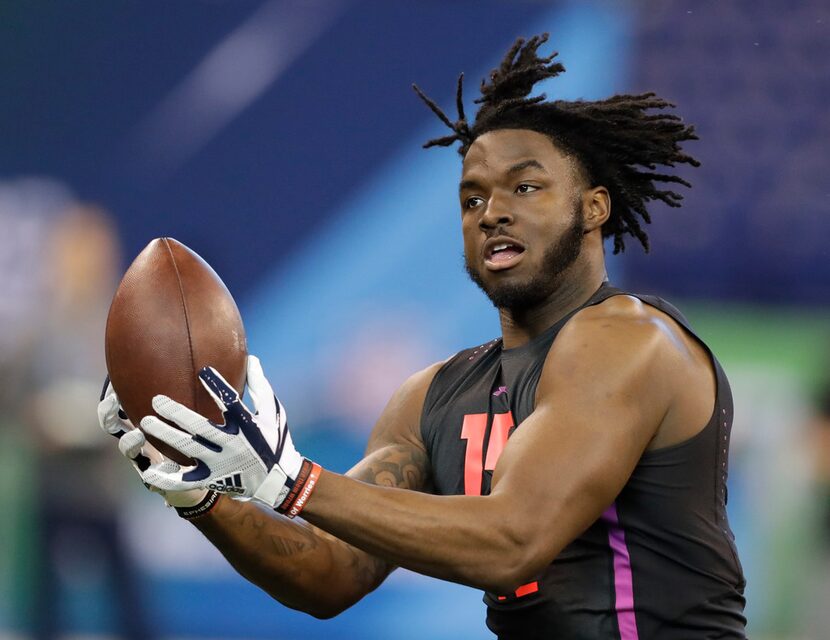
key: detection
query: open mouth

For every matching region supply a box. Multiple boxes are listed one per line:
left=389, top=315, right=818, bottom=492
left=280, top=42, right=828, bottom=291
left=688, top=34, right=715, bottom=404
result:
left=484, top=238, right=526, bottom=271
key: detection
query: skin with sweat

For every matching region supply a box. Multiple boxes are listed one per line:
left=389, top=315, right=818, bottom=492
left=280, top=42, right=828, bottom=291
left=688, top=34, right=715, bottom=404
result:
left=192, top=129, right=716, bottom=617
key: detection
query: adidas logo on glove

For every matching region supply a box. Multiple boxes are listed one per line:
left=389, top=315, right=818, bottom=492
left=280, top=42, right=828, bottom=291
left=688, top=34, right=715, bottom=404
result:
left=209, top=473, right=246, bottom=494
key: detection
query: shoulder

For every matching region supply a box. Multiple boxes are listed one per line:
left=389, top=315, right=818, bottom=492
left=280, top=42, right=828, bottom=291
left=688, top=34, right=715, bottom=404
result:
left=554, top=293, right=687, bottom=363
left=353, top=359, right=450, bottom=492
left=378, top=334, right=502, bottom=422
left=363, top=359, right=447, bottom=452
left=390, top=359, right=449, bottom=409
left=568, top=292, right=668, bottom=328
left=537, top=294, right=692, bottom=422
left=365, top=335, right=502, bottom=450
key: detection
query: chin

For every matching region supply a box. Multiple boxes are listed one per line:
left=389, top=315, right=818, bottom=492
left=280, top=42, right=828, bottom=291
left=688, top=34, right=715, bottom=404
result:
left=484, top=278, right=555, bottom=311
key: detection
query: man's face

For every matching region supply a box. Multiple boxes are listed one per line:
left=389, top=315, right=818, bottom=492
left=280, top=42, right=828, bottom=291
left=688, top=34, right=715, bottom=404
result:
left=460, top=129, right=587, bottom=311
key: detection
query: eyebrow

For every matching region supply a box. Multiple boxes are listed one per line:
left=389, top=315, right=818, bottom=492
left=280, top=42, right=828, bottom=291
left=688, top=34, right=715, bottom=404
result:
left=459, top=179, right=482, bottom=192
left=508, top=159, right=546, bottom=174
left=458, top=158, right=547, bottom=191
left=459, top=159, right=548, bottom=192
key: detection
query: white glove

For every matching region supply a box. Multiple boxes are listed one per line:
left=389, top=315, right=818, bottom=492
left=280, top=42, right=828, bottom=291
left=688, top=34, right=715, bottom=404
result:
left=97, top=380, right=208, bottom=509
left=138, top=356, right=316, bottom=516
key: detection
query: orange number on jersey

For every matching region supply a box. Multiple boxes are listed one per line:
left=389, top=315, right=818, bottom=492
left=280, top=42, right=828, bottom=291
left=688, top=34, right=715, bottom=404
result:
left=461, top=411, right=539, bottom=600
left=460, top=411, right=513, bottom=496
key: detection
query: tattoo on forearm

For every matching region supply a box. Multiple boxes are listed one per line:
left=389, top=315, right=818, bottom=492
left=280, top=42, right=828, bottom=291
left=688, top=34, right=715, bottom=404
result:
left=354, top=444, right=432, bottom=491
left=349, top=543, right=389, bottom=589
left=197, top=441, right=432, bottom=596
left=269, top=533, right=317, bottom=557
left=230, top=507, right=319, bottom=556
left=202, top=496, right=390, bottom=589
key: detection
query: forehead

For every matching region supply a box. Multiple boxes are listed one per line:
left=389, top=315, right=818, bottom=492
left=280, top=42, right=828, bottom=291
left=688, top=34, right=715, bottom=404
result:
left=462, top=129, right=575, bottom=178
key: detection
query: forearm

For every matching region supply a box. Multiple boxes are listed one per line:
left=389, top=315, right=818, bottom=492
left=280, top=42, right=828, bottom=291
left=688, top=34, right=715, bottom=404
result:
left=302, top=470, right=534, bottom=593
left=192, top=495, right=391, bottom=618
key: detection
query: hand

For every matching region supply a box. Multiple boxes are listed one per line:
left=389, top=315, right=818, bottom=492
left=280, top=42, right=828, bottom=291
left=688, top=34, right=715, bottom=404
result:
left=97, top=379, right=209, bottom=508
left=138, top=356, right=316, bottom=515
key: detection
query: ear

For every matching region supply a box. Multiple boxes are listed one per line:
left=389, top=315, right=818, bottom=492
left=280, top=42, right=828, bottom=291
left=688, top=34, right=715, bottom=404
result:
left=582, top=186, right=611, bottom=232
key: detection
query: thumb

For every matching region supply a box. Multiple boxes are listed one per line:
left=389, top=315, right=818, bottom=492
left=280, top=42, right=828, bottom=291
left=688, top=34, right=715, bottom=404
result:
left=246, top=355, right=277, bottom=418
left=198, top=366, right=241, bottom=414
left=118, top=428, right=147, bottom=460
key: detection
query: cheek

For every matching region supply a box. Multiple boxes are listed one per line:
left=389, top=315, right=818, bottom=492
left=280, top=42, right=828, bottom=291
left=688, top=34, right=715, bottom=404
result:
left=461, top=216, right=479, bottom=257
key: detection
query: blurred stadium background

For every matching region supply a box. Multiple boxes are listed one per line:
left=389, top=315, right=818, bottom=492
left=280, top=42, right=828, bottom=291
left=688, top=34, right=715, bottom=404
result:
left=1, top=1, right=829, bottom=638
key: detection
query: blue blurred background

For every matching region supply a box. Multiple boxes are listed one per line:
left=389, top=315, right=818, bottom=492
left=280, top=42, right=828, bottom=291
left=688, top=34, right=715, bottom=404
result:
left=1, top=1, right=829, bottom=638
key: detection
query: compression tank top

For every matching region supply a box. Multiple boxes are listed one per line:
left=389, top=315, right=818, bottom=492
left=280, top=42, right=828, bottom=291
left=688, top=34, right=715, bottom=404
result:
left=420, top=283, right=747, bottom=639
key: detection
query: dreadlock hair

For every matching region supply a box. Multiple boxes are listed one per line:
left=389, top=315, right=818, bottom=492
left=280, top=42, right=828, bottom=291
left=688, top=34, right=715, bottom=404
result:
left=412, top=34, right=700, bottom=254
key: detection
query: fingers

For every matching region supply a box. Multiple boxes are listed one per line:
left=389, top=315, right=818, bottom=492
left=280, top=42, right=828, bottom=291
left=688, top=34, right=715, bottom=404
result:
left=141, top=456, right=207, bottom=494
left=141, top=463, right=199, bottom=494
left=117, top=428, right=154, bottom=473
left=198, top=366, right=240, bottom=414
left=97, top=380, right=137, bottom=437
left=149, top=457, right=185, bottom=477
left=246, top=355, right=277, bottom=417
left=107, top=394, right=207, bottom=496
left=118, top=428, right=146, bottom=459
left=140, top=437, right=167, bottom=466
left=98, top=392, right=126, bottom=437
left=140, top=415, right=215, bottom=459
left=151, top=394, right=217, bottom=439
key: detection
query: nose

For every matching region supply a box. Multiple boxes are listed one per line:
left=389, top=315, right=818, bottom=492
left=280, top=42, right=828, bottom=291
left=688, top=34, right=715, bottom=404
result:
left=479, top=193, right=514, bottom=230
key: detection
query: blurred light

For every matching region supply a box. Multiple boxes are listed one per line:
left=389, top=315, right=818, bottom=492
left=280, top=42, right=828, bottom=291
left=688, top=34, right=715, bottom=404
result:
left=130, top=0, right=345, bottom=179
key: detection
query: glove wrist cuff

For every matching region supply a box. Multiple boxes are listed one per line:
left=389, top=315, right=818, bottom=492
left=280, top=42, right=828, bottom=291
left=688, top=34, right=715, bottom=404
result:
left=276, top=458, right=322, bottom=519
left=175, top=490, right=221, bottom=520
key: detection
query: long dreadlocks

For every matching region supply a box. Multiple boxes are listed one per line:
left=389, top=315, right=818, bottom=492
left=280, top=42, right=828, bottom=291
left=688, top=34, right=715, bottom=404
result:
left=412, top=34, right=699, bottom=254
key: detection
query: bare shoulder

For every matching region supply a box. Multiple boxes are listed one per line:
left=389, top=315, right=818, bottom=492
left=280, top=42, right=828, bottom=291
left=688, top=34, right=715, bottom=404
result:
left=537, top=295, right=678, bottom=406
left=553, top=294, right=692, bottom=365
left=544, top=293, right=715, bottom=449
left=347, top=359, right=447, bottom=493
left=364, top=359, right=447, bottom=452
left=567, top=293, right=673, bottom=329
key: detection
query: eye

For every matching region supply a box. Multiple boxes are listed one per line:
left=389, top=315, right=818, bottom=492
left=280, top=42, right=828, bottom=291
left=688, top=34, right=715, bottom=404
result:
left=516, top=184, right=539, bottom=194
left=464, top=196, right=485, bottom=209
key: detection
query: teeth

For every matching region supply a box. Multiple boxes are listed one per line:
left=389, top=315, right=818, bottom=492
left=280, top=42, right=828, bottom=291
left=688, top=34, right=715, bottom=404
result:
left=493, top=243, right=510, bottom=252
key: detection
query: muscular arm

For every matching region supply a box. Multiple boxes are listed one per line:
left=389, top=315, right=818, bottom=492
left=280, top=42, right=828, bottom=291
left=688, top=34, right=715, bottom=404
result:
left=300, top=297, right=712, bottom=594
left=191, top=363, right=440, bottom=619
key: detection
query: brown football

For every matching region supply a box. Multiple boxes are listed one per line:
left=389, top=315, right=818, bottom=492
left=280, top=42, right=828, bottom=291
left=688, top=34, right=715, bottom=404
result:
left=105, top=237, right=247, bottom=464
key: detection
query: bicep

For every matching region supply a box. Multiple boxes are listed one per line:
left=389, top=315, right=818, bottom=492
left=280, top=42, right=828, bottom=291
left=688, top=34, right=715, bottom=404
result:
left=492, top=394, right=651, bottom=538
left=489, top=314, right=673, bottom=562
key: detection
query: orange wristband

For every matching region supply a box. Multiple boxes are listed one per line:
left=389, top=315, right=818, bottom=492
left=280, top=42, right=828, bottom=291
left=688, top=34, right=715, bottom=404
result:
left=277, top=460, right=322, bottom=519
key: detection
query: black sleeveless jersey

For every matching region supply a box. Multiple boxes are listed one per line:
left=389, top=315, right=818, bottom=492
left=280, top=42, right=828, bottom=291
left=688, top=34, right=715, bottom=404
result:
left=420, top=283, right=747, bottom=639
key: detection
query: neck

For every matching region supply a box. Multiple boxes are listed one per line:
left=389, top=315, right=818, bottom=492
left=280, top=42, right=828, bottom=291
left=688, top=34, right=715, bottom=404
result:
left=498, top=258, right=607, bottom=349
